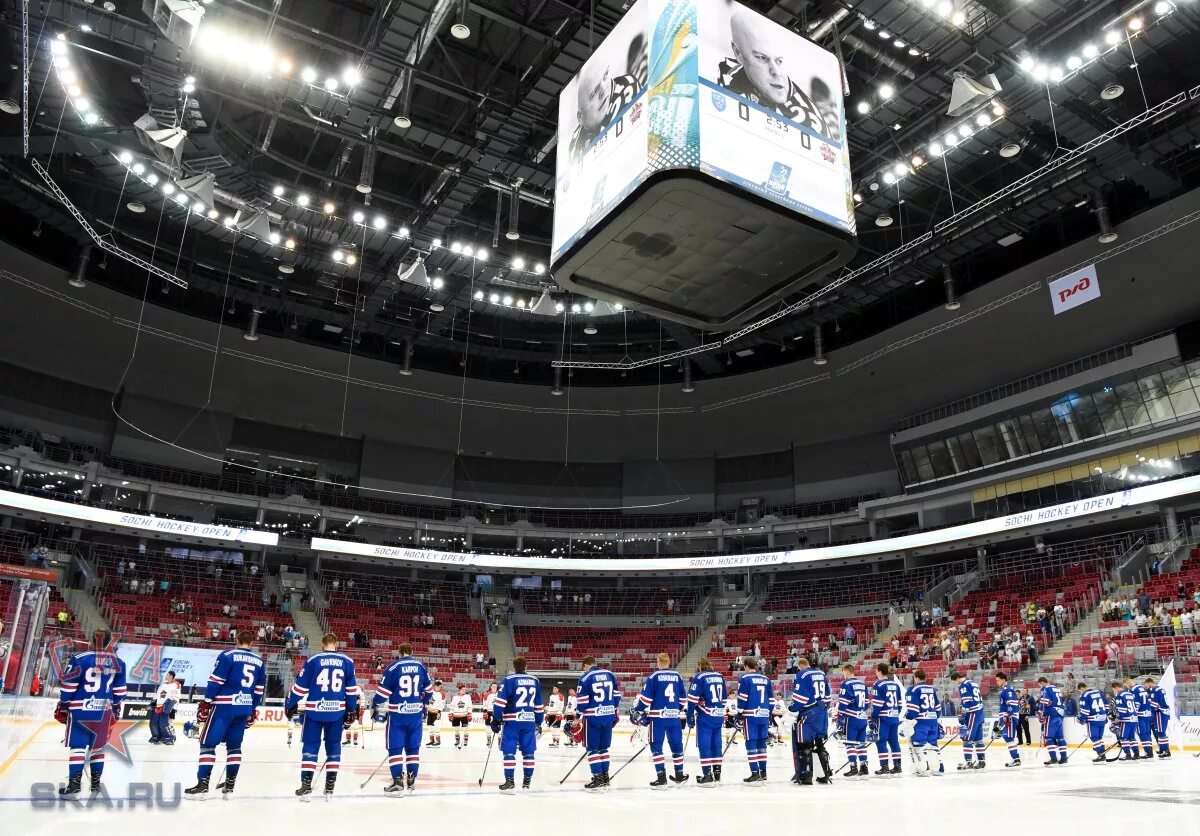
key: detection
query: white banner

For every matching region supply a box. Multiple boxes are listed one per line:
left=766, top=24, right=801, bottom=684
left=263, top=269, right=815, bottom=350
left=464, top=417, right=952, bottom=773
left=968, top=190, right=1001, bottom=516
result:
left=1049, top=263, right=1100, bottom=315
left=114, top=642, right=223, bottom=688
left=0, top=489, right=278, bottom=545
left=311, top=473, right=1196, bottom=573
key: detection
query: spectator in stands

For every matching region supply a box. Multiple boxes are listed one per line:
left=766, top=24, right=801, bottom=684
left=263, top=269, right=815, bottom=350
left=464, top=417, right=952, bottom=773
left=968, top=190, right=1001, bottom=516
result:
left=958, top=634, right=969, bottom=656
left=229, top=604, right=238, bottom=619
left=129, top=576, right=139, bottom=594
left=222, top=604, right=231, bottom=616
left=257, top=625, right=266, bottom=641
left=210, top=626, right=219, bottom=640
left=843, top=624, right=856, bottom=645
left=1182, top=610, right=1194, bottom=635
left=116, top=560, right=125, bottom=578
left=931, top=604, right=942, bottom=625
left=1138, top=590, right=1150, bottom=616
left=281, top=597, right=292, bottom=616
left=666, top=596, right=674, bottom=613
left=159, top=578, right=168, bottom=594
left=1025, top=632, right=1038, bottom=663
left=250, top=564, right=259, bottom=577
left=220, top=626, right=230, bottom=643
left=261, top=590, right=270, bottom=608
left=56, top=609, right=69, bottom=627
left=1171, top=611, right=1183, bottom=635
left=1104, top=638, right=1120, bottom=669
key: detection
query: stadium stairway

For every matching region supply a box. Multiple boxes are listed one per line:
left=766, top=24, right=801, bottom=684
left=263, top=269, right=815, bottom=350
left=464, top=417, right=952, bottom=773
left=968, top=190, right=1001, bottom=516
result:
left=1015, top=586, right=1118, bottom=682
left=62, top=587, right=108, bottom=639
left=292, top=608, right=324, bottom=654
left=678, top=625, right=719, bottom=677
left=488, top=622, right=517, bottom=675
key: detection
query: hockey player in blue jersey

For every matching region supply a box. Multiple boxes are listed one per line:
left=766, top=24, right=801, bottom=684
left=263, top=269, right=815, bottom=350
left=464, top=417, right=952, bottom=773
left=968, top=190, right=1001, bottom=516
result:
left=1126, top=676, right=1153, bottom=759
left=491, top=656, right=544, bottom=793
left=788, top=656, right=833, bottom=786
left=55, top=634, right=128, bottom=795
left=1076, top=681, right=1109, bottom=763
left=1111, top=681, right=1139, bottom=761
left=950, top=670, right=985, bottom=770
left=634, top=652, right=689, bottom=789
left=1037, top=676, right=1068, bottom=765
left=373, top=641, right=432, bottom=795
left=1144, top=676, right=1172, bottom=757
left=836, top=663, right=870, bottom=779
left=285, top=633, right=360, bottom=800
left=576, top=655, right=621, bottom=792
left=994, top=671, right=1022, bottom=767
left=904, top=668, right=943, bottom=777
left=686, top=657, right=727, bottom=787
left=869, top=663, right=903, bottom=777
left=736, top=658, right=772, bottom=785
left=185, top=629, right=264, bottom=799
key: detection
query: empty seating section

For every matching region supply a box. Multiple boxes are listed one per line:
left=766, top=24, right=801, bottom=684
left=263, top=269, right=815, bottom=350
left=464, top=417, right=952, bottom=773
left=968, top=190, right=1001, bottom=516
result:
left=518, top=587, right=701, bottom=616
left=513, top=625, right=694, bottom=696
left=761, top=564, right=964, bottom=611
left=1135, top=548, right=1200, bottom=608
left=319, top=571, right=489, bottom=691
left=90, top=544, right=280, bottom=648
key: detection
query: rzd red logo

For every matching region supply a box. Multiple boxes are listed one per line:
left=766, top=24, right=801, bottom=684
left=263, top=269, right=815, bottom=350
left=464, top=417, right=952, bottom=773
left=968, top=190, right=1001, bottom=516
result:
left=1058, top=276, right=1091, bottom=303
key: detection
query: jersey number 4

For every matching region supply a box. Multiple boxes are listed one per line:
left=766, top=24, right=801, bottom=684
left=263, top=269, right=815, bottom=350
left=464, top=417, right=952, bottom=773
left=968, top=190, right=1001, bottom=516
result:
left=315, top=668, right=344, bottom=693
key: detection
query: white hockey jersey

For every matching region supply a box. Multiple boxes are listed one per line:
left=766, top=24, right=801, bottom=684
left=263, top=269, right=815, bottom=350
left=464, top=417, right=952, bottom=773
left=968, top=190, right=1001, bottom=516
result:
left=547, top=693, right=564, bottom=715
left=428, top=690, right=446, bottom=713
left=564, top=695, right=578, bottom=715
left=449, top=694, right=472, bottom=718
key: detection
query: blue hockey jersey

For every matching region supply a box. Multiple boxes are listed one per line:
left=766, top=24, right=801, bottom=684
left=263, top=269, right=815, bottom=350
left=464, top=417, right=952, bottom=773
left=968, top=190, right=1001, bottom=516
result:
left=789, top=667, right=831, bottom=717
left=494, top=672, right=544, bottom=725
left=1147, top=685, right=1171, bottom=716
left=687, top=670, right=727, bottom=720
left=1131, top=684, right=1152, bottom=718
left=997, top=685, right=1020, bottom=718
left=203, top=648, right=265, bottom=716
left=905, top=683, right=941, bottom=721
left=1038, top=684, right=1065, bottom=718
left=870, top=678, right=902, bottom=719
left=287, top=651, right=360, bottom=719
left=373, top=655, right=432, bottom=715
left=1078, top=688, right=1107, bottom=721
left=837, top=677, right=868, bottom=720
left=958, top=679, right=983, bottom=715
left=637, top=669, right=686, bottom=718
left=1114, top=690, right=1137, bottom=723
left=59, top=651, right=127, bottom=719
left=576, top=665, right=620, bottom=719
left=736, top=671, right=772, bottom=718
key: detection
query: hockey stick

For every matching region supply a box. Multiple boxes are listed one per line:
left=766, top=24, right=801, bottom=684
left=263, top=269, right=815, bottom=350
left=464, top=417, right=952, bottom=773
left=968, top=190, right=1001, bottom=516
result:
left=360, top=753, right=390, bottom=789
left=721, top=725, right=741, bottom=756
left=936, top=731, right=960, bottom=753
left=477, top=730, right=497, bottom=787
left=559, top=750, right=588, bottom=784
left=608, top=744, right=648, bottom=781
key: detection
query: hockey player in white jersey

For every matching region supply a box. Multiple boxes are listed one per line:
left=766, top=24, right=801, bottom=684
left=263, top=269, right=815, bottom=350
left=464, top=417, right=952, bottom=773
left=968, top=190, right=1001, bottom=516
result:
left=547, top=686, right=565, bottom=747
left=563, top=688, right=579, bottom=747
left=482, top=683, right=499, bottom=747
left=449, top=685, right=473, bottom=749
left=427, top=680, right=446, bottom=747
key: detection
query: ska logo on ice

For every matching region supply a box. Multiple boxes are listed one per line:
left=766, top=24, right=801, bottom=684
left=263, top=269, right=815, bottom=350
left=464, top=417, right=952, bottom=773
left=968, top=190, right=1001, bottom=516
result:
left=29, top=783, right=182, bottom=811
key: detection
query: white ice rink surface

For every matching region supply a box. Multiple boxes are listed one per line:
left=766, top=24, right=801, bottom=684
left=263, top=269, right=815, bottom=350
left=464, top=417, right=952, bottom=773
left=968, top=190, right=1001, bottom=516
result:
left=1, top=723, right=1195, bottom=835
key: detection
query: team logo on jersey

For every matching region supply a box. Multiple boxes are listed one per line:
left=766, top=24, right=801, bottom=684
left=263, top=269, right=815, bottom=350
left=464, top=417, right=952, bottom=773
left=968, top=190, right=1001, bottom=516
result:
left=711, top=91, right=726, bottom=112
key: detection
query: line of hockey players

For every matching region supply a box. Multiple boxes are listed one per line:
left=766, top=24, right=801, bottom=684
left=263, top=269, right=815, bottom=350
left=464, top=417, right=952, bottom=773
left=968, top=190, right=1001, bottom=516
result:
left=50, top=632, right=1176, bottom=800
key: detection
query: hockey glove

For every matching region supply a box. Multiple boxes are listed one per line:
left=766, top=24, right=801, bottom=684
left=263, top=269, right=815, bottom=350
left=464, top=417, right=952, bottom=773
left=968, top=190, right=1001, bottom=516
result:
left=570, top=719, right=586, bottom=744
left=197, top=700, right=213, bottom=724
left=374, top=709, right=387, bottom=724
left=629, top=708, right=643, bottom=727
left=54, top=702, right=69, bottom=725
left=489, top=718, right=504, bottom=735
left=686, top=714, right=696, bottom=730
left=284, top=703, right=297, bottom=721
left=344, top=708, right=357, bottom=729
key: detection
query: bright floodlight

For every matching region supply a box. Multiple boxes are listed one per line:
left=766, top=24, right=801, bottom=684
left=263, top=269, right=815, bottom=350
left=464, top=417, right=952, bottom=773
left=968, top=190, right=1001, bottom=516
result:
left=296, top=194, right=310, bottom=207
left=301, top=67, right=317, bottom=83
left=373, top=215, right=386, bottom=230
left=118, top=150, right=133, bottom=164
left=342, top=66, right=362, bottom=86
left=397, top=226, right=410, bottom=237
left=512, top=256, right=526, bottom=270
left=856, top=101, right=870, bottom=114
left=476, top=248, right=488, bottom=261
left=163, top=182, right=175, bottom=195
left=324, top=77, right=338, bottom=91
left=352, top=210, right=365, bottom=223
left=323, top=201, right=335, bottom=214
left=193, top=201, right=205, bottom=213
left=489, top=293, right=500, bottom=303
left=1082, top=43, right=1099, bottom=59
left=273, top=184, right=284, bottom=197
left=433, top=277, right=445, bottom=290
left=878, top=83, right=894, bottom=100
left=332, top=250, right=344, bottom=262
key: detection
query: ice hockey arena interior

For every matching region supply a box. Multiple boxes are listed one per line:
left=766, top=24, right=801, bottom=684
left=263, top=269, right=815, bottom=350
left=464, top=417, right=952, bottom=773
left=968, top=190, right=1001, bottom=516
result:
left=2, top=0, right=1200, bottom=831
